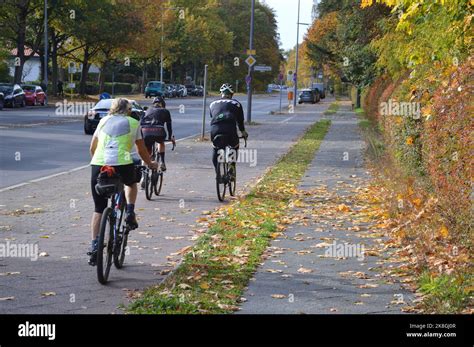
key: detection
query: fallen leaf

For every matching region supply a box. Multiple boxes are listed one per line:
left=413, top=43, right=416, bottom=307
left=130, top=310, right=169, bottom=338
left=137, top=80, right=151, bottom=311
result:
left=271, top=294, right=286, bottom=299
left=297, top=267, right=313, bottom=274
left=41, top=292, right=56, bottom=297
left=0, top=296, right=15, bottom=301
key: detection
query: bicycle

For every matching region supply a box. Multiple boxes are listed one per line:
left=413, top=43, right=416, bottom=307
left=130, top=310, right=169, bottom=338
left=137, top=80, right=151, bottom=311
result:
left=214, top=135, right=247, bottom=202
left=143, top=139, right=175, bottom=200
left=94, top=168, right=137, bottom=284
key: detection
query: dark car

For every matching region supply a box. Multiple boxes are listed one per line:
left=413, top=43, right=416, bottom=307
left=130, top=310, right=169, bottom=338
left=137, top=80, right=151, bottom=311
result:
left=84, top=99, right=146, bottom=135
left=0, top=92, right=4, bottom=110
left=185, top=84, right=195, bottom=96
left=193, top=85, right=204, bottom=97
left=312, top=83, right=326, bottom=99
left=298, top=89, right=317, bottom=104
left=0, top=83, right=25, bottom=108
left=21, top=84, right=47, bottom=106
left=144, top=81, right=165, bottom=98
left=312, top=88, right=321, bottom=103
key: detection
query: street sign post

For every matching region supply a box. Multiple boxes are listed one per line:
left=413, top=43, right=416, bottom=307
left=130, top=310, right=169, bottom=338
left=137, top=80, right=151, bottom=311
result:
left=245, top=55, right=256, bottom=67
left=279, top=72, right=284, bottom=113
left=254, top=65, right=272, bottom=72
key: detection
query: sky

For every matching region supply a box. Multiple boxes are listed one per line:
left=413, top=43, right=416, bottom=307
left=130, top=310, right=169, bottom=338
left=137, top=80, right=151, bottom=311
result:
left=263, top=0, right=315, bottom=51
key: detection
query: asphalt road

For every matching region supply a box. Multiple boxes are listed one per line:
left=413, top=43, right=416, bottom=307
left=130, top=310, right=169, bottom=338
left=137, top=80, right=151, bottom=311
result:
left=0, top=95, right=285, bottom=188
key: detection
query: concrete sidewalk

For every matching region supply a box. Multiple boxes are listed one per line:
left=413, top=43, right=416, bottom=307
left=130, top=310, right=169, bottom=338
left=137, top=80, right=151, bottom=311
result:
left=238, top=101, right=413, bottom=314
left=0, top=99, right=331, bottom=313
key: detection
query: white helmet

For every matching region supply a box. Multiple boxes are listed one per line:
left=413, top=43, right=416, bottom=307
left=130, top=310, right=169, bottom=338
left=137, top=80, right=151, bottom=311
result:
left=219, top=83, right=234, bottom=95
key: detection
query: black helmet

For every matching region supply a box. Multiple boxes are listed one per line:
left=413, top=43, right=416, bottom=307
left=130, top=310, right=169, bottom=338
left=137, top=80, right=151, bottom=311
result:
left=153, top=96, right=166, bottom=108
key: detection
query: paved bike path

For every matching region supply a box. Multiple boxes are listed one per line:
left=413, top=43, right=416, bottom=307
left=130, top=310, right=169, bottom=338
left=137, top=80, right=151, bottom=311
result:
left=238, top=102, right=413, bottom=314
left=0, top=99, right=331, bottom=313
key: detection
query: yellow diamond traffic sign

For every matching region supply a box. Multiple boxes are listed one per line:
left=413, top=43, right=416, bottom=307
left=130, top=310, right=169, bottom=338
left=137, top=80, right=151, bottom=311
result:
left=245, top=55, right=256, bottom=67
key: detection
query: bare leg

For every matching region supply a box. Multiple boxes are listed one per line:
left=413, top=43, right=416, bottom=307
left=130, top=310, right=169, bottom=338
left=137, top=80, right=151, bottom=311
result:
left=91, top=212, right=102, bottom=240
left=125, top=183, right=138, bottom=205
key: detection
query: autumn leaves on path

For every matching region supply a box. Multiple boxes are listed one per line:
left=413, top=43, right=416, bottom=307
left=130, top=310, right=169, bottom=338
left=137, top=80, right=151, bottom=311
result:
left=239, top=103, right=414, bottom=313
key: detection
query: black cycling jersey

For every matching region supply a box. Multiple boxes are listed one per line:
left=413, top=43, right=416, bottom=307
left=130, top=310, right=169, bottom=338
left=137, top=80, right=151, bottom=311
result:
left=140, top=106, right=172, bottom=138
left=209, top=98, right=245, bottom=135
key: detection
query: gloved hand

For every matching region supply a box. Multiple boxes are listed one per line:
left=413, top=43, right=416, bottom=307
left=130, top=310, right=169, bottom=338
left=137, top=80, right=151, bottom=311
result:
left=241, top=130, right=248, bottom=139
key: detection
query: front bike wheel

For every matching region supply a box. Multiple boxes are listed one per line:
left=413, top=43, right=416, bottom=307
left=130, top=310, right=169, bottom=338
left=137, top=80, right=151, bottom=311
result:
left=97, top=207, right=114, bottom=284
left=216, top=162, right=227, bottom=202
left=229, top=163, right=236, bottom=196
left=154, top=171, right=163, bottom=196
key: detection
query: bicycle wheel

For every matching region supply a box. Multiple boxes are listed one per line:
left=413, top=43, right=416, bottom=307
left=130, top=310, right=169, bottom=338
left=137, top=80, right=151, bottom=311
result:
left=113, top=196, right=127, bottom=269
left=229, top=163, right=236, bottom=196
left=154, top=171, right=163, bottom=196
left=145, top=169, right=153, bottom=201
left=216, top=162, right=227, bottom=202
left=97, top=207, right=114, bottom=284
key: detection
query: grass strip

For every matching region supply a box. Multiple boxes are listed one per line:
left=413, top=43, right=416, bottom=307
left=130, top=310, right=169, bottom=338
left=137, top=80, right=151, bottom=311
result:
left=324, top=101, right=339, bottom=115
left=128, top=119, right=331, bottom=313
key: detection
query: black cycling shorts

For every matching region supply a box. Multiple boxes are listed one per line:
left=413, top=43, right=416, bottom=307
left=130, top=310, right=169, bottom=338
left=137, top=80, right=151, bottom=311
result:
left=91, top=164, right=137, bottom=213
left=143, top=134, right=166, bottom=153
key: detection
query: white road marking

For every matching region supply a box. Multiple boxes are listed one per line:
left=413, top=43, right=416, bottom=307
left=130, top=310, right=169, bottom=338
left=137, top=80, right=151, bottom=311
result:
left=0, top=133, right=202, bottom=193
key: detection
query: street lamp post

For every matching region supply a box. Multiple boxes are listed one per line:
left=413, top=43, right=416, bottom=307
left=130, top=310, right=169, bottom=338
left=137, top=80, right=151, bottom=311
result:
left=293, top=0, right=311, bottom=108
left=246, top=0, right=256, bottom=124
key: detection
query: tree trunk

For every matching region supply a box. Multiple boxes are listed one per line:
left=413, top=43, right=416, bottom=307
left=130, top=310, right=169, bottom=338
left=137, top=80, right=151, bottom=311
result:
left=356, top=87, right=361, bottom=109
left=51, top=31, right=58, bottom=96
left=79, top=46, right=90, bottom=96
left=14, top=9, right=27, bottom=84
left=98, top=61, right=108, bottom=94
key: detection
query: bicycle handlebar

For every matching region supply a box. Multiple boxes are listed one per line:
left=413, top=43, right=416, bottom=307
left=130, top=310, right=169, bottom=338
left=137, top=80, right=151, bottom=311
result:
left=164, top=139, right=176, bottom=151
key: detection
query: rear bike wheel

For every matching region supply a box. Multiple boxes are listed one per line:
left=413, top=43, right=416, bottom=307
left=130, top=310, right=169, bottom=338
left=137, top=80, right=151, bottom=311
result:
left=216, top=162, right=227, bottom=202
left=97, top=207, right=114, bottom=284
left=229, top=163, right=236, bottom=196
left=114, top=226, right=129, bottom=269
left=113, top=196, right=127, bottom=269
left=154, top=171, right=163, bottom=196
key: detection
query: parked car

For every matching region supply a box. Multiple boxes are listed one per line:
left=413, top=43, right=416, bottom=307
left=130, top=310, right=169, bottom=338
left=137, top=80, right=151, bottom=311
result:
left=0, top=83, right=25, bottom=108
left=185, top=84, right=195, bottom=95
left=21, top=84, right=47, bottom=106
left=176, top=84, right=187, bottom=97
left=312, top=83, right=326, bottom=99
left=193, top=85, right=204, bottom=97
left=145, top=81, right=165, bottom=98
left=0, top=92, right=4, bottom=110
left=84, top=99, right=146, bottom=135
left=298, top=89, right=318, bottom=104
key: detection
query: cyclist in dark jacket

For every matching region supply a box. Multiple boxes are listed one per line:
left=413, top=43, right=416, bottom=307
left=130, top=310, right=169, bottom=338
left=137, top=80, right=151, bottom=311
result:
left=209, top=83, right=248, bottom=179
left=140, top=96, right=175, bottom=172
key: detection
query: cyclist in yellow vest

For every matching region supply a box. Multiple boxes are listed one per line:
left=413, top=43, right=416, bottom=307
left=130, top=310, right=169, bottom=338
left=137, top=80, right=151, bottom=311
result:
left=89, top=98, right=158, bottom=265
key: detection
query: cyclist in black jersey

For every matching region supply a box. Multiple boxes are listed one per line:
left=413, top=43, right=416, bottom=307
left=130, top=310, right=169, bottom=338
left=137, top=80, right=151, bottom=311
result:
left=209, top=84, right=248, bottom=181
left=140, top=96, right=175, bottom=172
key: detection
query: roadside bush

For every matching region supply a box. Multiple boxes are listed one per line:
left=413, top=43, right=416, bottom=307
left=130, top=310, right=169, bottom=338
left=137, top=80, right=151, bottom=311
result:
left=422, top=57, right=473, bottom=241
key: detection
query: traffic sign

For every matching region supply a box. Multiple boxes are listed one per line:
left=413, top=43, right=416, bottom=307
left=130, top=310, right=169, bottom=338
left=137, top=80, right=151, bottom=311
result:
left=245, top=55, right=256, bottom=67
left=246, top=49, right=256, bottom=55
left=245, top=75, right=252, bottom=85
left=254, top=65, right=272, bottom=72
